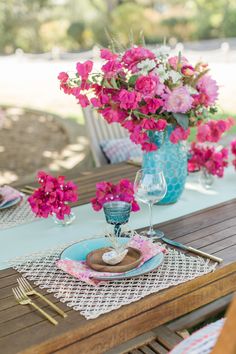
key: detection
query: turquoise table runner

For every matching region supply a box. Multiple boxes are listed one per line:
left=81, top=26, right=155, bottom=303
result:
left=0, top=167, right=235, bottom=270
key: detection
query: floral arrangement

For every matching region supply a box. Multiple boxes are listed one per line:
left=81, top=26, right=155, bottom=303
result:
left=58, top=45, right=220, bottom=152
left=231, top=140, right=236, bottom=169
left=188, top=143, right=228, bottom=177
left=91, top=179, right=139, bottom=212
left=28, top=171, right=78, bottom=219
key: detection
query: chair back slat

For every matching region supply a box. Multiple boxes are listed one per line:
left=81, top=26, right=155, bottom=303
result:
left=211, top=296, right=236, bottom=354
left=83, top=107, right=128, bottom=166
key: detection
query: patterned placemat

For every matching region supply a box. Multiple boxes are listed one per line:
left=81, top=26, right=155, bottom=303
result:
left=10, top=240, right=217, bottom=320
left=0, top=197, right=36, bottom=230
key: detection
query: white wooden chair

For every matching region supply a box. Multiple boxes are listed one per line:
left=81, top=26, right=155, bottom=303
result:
left=82, top=107, right=128, bottom=167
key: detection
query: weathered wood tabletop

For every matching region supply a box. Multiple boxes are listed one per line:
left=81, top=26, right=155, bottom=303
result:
left=1, top=163, right=236, bottom=354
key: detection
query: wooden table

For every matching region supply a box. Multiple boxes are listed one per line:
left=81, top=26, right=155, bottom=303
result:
left=1, top=163, right=236, bottom=354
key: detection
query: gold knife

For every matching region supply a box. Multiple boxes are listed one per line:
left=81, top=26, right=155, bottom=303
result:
left=162, top=237, right=223, bottom=263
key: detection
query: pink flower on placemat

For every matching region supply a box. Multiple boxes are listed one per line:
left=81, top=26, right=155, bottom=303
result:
left=28, top=171, right=78, bottom=219
left=56, top=235, right=167, bottom=286
left=91, top=179, right=140, bottom=212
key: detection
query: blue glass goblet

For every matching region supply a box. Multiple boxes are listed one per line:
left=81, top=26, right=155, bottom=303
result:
left=103, top=201, right=131, bottom=237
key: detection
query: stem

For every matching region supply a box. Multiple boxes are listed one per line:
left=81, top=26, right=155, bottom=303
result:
left=114, top=224, right=121, bottom=237
left=148, top=202, right=154, bottom=236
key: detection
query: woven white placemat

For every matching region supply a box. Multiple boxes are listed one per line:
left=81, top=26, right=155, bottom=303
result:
left=0, top=198, right=36, bottom=230
left=10, top=241, right=217, bottom=320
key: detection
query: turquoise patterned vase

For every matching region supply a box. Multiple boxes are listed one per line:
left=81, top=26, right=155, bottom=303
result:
left=142, top=125, right=187, bottom=204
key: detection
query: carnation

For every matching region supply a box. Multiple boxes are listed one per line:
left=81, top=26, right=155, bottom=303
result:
left=164, top=87, right=193, bottom=113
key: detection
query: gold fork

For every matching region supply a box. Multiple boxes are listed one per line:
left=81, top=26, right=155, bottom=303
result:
left=17, top=277, right=67, bottom=318
left=12, top=287, right=58, bottom=325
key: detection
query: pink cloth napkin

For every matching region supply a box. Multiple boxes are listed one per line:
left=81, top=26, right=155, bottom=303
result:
left=57, top=235, right=167, bottom=286
left=0, top=186, right=22, bottom=208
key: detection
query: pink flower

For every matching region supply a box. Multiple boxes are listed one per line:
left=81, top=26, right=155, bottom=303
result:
left=188, top=143, right=228, bottom=177
left=58, top=72, right=69, bottom=82
left=141, top=97, right=163, bottom=114
left=77, top=94, right=90, bottom=108
left=231, top=140, right=236, bottom=155
left=197, top=118, right=233, bottom=143
left=100, top=107, right=127, bottom=123
left=28, top=171, right=78, bottom=219
left=122, top=46, right=155, bottom=72
left=170, top=127, right=190, bottom=144
left=100, top=48, right=118, bottom=60
left=91, top=179, right=140, bottom=212
left=195, top=75, right=219, bottom=107
left=101, top=60, right=122, bottom=78
left=118, top=89, right=141, bottom=110
left=141, top=118, right=157, bottom=130
left=76, top=60, right=93, bottom=80
left=156, top=119, right=167, bottom=131
left=141, top=142, right=157, bottom=152
left=168, top=56, right=188, bottom=70
left=135, top=74, right=164, bottom=98
left=164, top=86, right=193, bottom=113
left=181, top=65, right=195, bottom=76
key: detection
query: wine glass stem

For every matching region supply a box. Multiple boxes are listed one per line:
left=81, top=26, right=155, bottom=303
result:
left=114, top=224, right=121, bottom=237
left=148, top=202, right=154, bottom=235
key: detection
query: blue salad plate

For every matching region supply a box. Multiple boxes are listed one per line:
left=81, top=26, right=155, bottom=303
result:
left=60, top=237, right=164, bottom=280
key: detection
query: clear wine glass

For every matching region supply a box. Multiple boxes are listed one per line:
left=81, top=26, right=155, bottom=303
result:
left=134, top=168, right=167, bottom=239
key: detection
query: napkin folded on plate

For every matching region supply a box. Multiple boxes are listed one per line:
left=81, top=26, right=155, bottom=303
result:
left=0, top=185, right=22, bottom=208
left=57, top=235, right=167, bottom=286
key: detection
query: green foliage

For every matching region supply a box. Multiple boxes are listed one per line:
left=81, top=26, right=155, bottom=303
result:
left=67, top=21, right=85, bottom=47
left=0, top=0, right=236, bottom=54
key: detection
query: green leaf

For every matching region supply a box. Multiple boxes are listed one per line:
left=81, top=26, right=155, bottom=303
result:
left=110, top=77, right=119, bottom=89
left=128, top=75, right=139, bottom=86
left=173, top=113, right=189, bottom=129
left=103, top=79, right=113, bottom=88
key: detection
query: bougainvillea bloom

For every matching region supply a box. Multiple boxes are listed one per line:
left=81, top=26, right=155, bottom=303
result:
left=231, top=139, right=236, bottom=170
left=197, top=118, right=234, bottom=143
left=58, top=45, right=222, bottom=151
left=91, top=179, right=140, bottom=212
left=28, top=171, right=78, bottom=220
left=188, top=143, right=228, bottom=177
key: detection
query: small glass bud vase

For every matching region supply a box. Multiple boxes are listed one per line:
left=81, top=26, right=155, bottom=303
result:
left=103, top=201, right=131, bottom=237
left=199, top=168, right=214, bottom=189
left=52, top=211, right=75, bottom=226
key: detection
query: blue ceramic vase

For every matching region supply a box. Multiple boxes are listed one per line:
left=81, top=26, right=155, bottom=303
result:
left=142, top=125, right=187, bottom=204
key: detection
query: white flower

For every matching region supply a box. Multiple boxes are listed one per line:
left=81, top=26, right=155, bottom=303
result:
left=152, top=45, right=171, bottom=58
left=137, top=59, right=156, bottom=74
left=169, top=70, right=182, bottom=84
left=155, top=64, right=169, bottom=83
left=186, top=85, right=198, bottom=95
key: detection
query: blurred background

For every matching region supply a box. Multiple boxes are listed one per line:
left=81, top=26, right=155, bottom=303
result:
left=0, top=0, right=236, bottom=185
